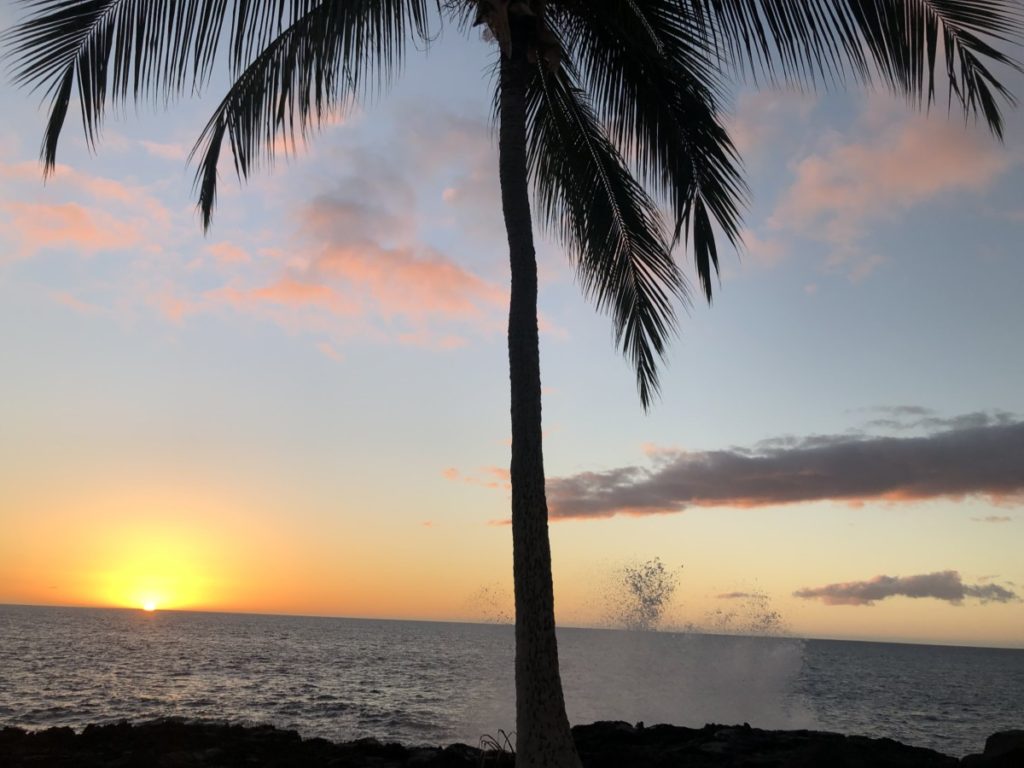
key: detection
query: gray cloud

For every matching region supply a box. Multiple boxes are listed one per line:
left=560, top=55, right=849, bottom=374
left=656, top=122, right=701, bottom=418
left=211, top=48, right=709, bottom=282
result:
left=875, top=405, right=936, bottom=417
left=973, top=515, right=1014, bottom=524
left=794, top=571, right=1020, bottom=606
left=862, top=408, right=1016, bottom=433
left=547, top=417, right=1024, bottom=519
left=717, top=592, right=756, bottom=600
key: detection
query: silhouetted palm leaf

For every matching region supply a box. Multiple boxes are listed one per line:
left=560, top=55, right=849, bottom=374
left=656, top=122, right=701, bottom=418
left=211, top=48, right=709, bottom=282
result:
left=527, top=60, right=683, bottom=408
left=190, top=0, right=429, bottom=227
left=3, top=0, right=429, bottom=180
left=688, top=0, right=1021, bottom=136
left=554, top=0, right=746, bottom=301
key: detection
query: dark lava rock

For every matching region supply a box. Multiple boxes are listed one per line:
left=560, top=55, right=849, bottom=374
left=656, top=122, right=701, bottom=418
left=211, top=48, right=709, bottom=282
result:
left=962, top=730, right=1024, bottom=767
left=1, top=719, right=1016, bottom=768
left=0, top=720, right=499, bottom=768
left=571, top=721, right=959, bottom=767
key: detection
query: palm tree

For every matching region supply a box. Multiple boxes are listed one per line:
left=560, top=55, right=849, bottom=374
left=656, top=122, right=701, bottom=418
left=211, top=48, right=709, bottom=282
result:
left=4, top=2, right=1019, bottom=766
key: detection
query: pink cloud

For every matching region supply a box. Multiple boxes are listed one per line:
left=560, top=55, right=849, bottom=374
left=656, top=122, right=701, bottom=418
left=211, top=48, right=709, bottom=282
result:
left=19, top=161, right=170, bottom=227
left=313, top=242, right=506, bottom=323
left=396, top=330, right=469, bottom=349
left=728, top=90, right=816, bottom=157
left=51, top=291, right=107, bottom=316
left=2, top=201, right=144, bottom=258
left=738, top=228, right=786, bottom=269
left=252, top=278, right=334, bottom=307
left=206, top=242, right=251, bottom=265
left=140, top=140, right=186, bottom=161
left=0, top=159, right=172, bottom=260
left=285, top=188, right=508, bottom=334
left=151, top=289, right=201, bottom=324
left=316, top=341, right=343, bottom=362
left=776, top=115, right=1011, bottom=229
left=443, top=466, right=511, bottom=492
left=770, top=105, right=1014, bottom=279
left=211, top=277, right=358, bottom=316
left=261, top=108, right=354, bottom=162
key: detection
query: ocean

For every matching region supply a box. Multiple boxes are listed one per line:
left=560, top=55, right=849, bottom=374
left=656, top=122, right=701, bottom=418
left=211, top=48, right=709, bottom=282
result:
left=0, top=605, right=1021, bottom=758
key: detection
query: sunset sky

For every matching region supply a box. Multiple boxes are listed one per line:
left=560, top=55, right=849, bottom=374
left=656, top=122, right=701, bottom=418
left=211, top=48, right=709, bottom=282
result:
left=1, top=3, right=1022, bottom=649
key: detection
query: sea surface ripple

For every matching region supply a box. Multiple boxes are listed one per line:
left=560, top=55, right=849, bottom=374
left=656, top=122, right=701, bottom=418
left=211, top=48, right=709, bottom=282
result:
left=1, top=605, right=1021, bottom=757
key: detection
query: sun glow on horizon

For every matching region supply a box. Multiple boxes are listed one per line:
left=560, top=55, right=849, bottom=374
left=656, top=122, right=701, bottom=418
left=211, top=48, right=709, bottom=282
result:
left=84, top=508, right=219, bottom=612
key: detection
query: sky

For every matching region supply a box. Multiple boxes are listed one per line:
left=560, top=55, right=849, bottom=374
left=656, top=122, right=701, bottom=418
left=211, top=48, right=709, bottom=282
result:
left=1, top=3, right=1022, bottom=648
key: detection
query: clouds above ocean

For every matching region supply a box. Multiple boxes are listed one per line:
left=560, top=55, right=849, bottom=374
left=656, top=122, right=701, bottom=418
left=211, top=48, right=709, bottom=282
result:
left=794, top=571, right=1020, bottom=606
left=546, top=411, right=1024, bottom=519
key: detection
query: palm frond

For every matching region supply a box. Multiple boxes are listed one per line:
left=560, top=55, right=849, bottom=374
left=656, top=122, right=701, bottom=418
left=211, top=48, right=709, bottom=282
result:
left=191, top=0, right=429, bottom=228
left=527, top=59, right=685, bottom=409
left=556, top=0, right=746, bottom=302
left=688, top=0, right=1022, bottom=136
left=2, top=0, right=432, bottom=174
left=5, top=0, right=231, bottom=170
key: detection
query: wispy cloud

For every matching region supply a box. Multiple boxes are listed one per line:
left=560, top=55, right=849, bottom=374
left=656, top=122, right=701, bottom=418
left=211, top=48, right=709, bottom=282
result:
left=972, top=515, right=1013, bottom=524
left=2, top=201, right=145, bottom=257
left=794, top=571, right=1020, bottom=606
left=50, top=291, right=108, bottom=316
left=546, top=413, right=1024, bottom=519
left=442, top=466, right=511, bottom=491
left=769, top=99, right=1016, bottom=280
left=316, top=341, right=343, bottom=362
left=140, top=140, right=186, bottom=162
left=727, top=90, right=816, bottom=158
left=859, top=405, right=1017, bottom=433
left=206, top=242, right=251, bottom=265
left=0, top=158, right=171, bottom=261
left=212, top=277, right=356, bottom=315
left=203, top=131, right=509, bottom=349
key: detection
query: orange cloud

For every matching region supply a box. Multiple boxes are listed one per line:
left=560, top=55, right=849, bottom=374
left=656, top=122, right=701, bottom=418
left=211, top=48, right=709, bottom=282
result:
left=2, top=201, right=144, bottom=258
left=443, top=466, right=511, bottom=491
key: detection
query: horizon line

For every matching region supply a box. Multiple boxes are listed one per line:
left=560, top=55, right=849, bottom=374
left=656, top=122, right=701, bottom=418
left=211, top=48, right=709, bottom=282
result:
left=2, top=601, right=1021, bottom=652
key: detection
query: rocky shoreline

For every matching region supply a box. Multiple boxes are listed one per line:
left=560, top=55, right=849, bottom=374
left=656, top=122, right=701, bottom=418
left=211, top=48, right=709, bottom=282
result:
left=1, top=719, right=1021, bottom=767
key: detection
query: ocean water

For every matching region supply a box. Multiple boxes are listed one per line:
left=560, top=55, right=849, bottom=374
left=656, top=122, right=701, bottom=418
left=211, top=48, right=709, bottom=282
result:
left=1, top=605, right=1021, bottom=758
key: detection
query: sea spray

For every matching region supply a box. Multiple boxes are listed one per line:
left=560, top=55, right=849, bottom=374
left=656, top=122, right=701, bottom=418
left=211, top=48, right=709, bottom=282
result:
left=555, top=628, right=814, bottom=731
left=603, top=558, right=683, bottom=631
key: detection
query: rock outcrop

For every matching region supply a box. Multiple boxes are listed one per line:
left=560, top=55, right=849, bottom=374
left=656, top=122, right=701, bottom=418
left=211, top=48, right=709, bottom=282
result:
left=0, top=719, right=1019, bottom=767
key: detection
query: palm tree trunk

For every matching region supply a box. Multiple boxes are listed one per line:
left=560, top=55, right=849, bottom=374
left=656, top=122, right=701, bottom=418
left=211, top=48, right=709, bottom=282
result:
left=498, top=16, right=582, bottom=768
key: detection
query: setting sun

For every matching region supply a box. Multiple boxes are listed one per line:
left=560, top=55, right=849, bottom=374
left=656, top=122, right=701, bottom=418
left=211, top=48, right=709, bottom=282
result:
left=142, top=600, right=157, bottom=612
